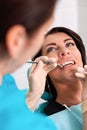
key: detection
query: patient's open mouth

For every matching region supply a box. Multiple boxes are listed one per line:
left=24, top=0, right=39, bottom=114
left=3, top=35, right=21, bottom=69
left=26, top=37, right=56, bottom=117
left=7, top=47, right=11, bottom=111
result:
left=57, top=61, right=75, bottom=69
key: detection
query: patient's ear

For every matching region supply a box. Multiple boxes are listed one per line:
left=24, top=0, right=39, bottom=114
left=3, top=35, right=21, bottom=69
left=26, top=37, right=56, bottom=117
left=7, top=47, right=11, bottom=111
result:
left=5, top=25, right=27, bottom=59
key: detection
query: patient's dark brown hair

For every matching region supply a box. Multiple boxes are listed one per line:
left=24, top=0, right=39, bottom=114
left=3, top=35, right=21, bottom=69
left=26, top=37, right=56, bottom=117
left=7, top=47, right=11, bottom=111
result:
left=34, top=27, right=86, bottom=100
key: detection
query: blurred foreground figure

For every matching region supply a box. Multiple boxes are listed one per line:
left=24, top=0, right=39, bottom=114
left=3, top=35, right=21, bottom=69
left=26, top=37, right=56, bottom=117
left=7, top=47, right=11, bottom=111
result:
left=0, top=0, right=58, bottom=130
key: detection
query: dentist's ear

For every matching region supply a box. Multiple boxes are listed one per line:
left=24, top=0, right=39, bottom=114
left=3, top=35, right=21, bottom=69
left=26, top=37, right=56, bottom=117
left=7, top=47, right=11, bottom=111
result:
left=5, top=25, right=27, bottom=59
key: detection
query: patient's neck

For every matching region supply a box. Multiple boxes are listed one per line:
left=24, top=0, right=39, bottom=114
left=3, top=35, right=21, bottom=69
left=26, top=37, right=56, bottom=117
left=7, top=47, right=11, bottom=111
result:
left=55, top=81, right=82, bottom=106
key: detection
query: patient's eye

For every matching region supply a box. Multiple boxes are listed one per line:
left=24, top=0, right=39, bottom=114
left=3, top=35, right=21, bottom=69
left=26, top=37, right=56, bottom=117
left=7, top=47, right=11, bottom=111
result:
left=66, top=42, right=75, bottom=47
left=47, top=47, right=57, bottom=53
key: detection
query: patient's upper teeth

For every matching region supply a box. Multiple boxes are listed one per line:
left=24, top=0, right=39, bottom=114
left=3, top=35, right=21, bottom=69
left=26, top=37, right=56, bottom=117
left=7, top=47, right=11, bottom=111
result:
left=62, top=61, right=74, bottom=66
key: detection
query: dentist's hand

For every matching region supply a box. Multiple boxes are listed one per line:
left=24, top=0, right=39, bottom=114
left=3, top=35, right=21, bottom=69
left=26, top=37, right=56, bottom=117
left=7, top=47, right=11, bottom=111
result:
left=75, top=65, right=87, bottom=100
left=28, top=56, right=57, bottom=94
left=26, top=56, right=57, bottom=110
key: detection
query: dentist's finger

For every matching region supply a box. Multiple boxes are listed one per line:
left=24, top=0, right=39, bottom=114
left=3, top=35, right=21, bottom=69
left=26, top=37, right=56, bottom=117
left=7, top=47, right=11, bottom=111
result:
left=75, top=72, right=86, bottom=78
left=76, top=67, right=87, bottom=75
left=84, top=65, right=87, bottom=71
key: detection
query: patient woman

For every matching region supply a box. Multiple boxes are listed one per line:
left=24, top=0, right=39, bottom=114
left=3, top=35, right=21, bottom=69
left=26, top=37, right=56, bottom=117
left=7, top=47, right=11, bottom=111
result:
left=26, top=27, right=87, bottom=130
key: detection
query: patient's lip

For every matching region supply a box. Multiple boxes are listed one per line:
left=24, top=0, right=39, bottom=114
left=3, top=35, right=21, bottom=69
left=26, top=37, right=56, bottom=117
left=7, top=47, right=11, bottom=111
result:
left=57, top=60, right=75, bottom=69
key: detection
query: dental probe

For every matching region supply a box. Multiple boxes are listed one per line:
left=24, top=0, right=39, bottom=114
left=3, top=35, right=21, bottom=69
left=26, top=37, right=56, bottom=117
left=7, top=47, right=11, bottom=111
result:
left=27, top=61, right=54, bottom=65
left=27, top=61, right=64, bottom=69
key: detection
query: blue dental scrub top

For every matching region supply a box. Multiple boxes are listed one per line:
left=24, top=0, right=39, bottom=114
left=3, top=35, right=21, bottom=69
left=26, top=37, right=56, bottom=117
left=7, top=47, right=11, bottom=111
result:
left=0, top=74, right=57, bottom=130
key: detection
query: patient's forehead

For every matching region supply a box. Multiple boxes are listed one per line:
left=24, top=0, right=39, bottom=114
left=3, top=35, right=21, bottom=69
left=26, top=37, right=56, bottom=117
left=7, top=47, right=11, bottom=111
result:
left=43, top=32, right=73, bottom=47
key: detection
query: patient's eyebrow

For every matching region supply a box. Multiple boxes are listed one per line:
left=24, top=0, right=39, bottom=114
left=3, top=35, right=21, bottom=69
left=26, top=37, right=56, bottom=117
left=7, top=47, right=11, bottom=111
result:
left=44, top=38, right=73, bottom=48
left=64, top=38, right=72, bottom=42
left=44, top=43, right=56, bottom=47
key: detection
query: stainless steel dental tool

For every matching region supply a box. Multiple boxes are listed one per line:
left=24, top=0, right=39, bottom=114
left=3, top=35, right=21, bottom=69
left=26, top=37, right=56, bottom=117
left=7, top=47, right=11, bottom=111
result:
left=27, top=61, right=64, bottom=69
left=26, top=61, right=54, bottom=65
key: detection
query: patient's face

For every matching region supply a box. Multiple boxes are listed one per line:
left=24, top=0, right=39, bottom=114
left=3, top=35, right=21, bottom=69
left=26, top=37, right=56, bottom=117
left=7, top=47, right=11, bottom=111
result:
left=41, top=32, right=83, bottom=82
